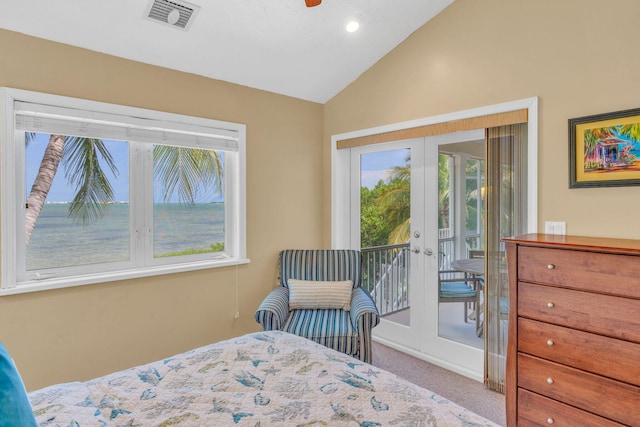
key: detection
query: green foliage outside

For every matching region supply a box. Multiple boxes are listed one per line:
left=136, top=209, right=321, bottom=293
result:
left=438, top=154, right=450, bottom=230
left=360, top=180, right=395, bottom=248
left=156, top=241, right=224, bottom=258
left=360, top=153, right=483, bottom=249
left=360, top=173, right=410, bottom=248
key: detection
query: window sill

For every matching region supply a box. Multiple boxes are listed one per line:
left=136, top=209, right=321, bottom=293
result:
left=0, top=257, right=251, bottom=296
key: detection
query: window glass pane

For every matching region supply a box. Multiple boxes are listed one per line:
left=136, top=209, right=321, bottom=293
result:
left=438, top=153, right=452, bottom=236
left=463, top=157, right=486, bottom=253
left=4, top=90, right=246, bottom=293
left=25, top=133, right=129, bottom=270
left=359, top=149, right=410, bottom=248
left=465, top=159, right=479, bottom=233
left=153, top=145, right=225, bottom=258
left=359, top=148, right=411, bottom=326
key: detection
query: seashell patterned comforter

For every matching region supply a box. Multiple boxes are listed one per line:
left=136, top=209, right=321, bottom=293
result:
left=28, top=331, right=499, bottom=426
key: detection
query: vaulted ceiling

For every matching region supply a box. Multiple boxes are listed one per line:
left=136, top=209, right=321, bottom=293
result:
left=0, top=0, right=454, bottom=103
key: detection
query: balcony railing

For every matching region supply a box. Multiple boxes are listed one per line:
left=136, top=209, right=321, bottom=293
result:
left=362, top=236, right=474, bottom=317
left=361, top=243, right=410, bottom=317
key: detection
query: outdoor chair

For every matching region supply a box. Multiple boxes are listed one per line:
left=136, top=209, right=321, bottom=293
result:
left=439, top=270, right=483, bottom=337
left=466, top=250, right=486, bottom=282
left=255, top=249, right=380, bottom=363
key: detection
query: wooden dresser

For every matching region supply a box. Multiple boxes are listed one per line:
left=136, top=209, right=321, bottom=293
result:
left=503, top=234, right=640, bottom=427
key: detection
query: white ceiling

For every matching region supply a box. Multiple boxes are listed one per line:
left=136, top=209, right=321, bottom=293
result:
left=0, top=0, right=454, bottom=103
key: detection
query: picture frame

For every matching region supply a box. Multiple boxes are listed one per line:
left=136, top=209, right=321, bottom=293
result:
left=569, top=108, right=640, bottom=188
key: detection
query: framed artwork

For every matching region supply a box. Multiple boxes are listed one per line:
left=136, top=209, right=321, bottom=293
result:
left=569, top=108, right=640, bottom=188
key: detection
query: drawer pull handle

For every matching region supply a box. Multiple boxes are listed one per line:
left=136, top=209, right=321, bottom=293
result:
left=547, top=377, right=554, bottom=384
left=546, top=339, right=554, bottom=346
left=547, top=264, right=555, bottom=270
left=547, top=302, right=554, bottom=308
left=547, top=418, right=554, bottom=425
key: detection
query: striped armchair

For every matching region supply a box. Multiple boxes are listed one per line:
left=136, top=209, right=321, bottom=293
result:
left=255, top=249, right=380, bottom=363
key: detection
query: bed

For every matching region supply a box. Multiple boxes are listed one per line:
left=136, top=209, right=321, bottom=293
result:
left=26, top=331, right=499, bottom=426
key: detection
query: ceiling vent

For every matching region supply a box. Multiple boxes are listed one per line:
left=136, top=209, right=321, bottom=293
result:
left=144, top=0, right=200, bottom=31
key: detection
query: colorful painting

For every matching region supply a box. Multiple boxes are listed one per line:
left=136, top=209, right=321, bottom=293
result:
left=570, top=108, right=640, bottom=188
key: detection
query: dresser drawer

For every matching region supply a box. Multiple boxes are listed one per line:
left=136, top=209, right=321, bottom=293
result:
left=518, top=353, right=640, bottom=424
left=517, top=389, right=626, bottom=427
left=518, top=282, right=640, bottom=343
left=518, top=246, right=640, bottom=299
left=518, top=318, right=640, bottom=387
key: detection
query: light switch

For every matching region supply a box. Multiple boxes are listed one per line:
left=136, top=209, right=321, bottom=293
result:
left=544, top=221, right=566, bottom=235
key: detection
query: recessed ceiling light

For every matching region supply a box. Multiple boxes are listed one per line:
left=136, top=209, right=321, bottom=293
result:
left=346, top=21, right=360, bottom=33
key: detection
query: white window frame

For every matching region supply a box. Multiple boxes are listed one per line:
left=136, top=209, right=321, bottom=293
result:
left=0, top=87, right=248, bottom=295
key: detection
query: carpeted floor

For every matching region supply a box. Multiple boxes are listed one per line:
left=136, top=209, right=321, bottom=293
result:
left=371, top=341, right=506, bottom=426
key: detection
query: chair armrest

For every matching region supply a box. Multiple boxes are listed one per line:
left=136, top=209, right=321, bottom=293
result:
left=349, top=287, right=380, bottom=330
left=255, top=287, right=290, bottom=331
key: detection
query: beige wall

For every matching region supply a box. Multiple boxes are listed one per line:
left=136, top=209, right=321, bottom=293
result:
left=324, top=0, right=640, bottom=243
left=0, top=29, right=324, bottom=390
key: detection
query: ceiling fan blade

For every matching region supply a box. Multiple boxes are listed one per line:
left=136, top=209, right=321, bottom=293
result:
left=305, top=0, right=322, bottom=7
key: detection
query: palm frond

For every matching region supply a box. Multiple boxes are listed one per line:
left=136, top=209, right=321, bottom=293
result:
left=375, top=180, right=410, bottom=235
left=388, top=218, right=411, bottom=245
left=153, top=145, right=223, bottom=204
left=25, top=132, right=36, bottom=146
left=61, top=137, right=118, bottom=225
left=389, top=165, right=410, bottom=181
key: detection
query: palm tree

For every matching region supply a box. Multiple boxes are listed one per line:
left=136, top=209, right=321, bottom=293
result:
left=25, top=134, right=222, bottom=244
left=373, top=153, right=482, bottom=246
left=375, top=157, right=411, bottom=244
left=25, top=134, right=66, bottom=244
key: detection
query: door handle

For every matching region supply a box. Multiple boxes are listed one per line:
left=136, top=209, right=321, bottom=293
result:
left=411, top=246, right=421, bottom=254
left=424, top=248, right=433, bottom=256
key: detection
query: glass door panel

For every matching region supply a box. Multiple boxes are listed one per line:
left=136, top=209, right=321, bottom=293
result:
left=437, top=141, right=486, bottom=349
left=353, top=139, right=423, bottom=350
left=360, top=148, right=411, bottom=326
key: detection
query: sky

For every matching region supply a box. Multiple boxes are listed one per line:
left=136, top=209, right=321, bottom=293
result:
left=360, top=148, right=409, bottom=189
left=26, top=133, right=223, bottom=203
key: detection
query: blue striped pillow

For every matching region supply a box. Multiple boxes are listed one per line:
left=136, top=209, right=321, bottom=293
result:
left=288, top=279, right=353, bottom=311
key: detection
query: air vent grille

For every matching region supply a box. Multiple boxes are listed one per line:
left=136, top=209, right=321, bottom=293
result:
left=145, top=0, right=199, bottom=31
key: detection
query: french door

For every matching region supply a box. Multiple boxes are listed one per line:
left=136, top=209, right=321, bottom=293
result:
left=333, top=97, right=538, bottom=383
left=350, top=134, right=484, bottom=380
left=351, top=138, right=425, bottom=348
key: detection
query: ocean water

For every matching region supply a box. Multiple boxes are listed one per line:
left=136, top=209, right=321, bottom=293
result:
left=27, top=203, right=225, bottom=270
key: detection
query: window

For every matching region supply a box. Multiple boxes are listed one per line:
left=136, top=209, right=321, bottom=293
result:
left=1, top=88, right=247, bottom=294
left=465, top=157, right=485, bottom=252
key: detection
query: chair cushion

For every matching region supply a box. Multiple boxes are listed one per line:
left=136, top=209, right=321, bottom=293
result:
left=288, top=279, right=353, bottom=311
left=0, top=342, right=38, bottom=427
left=283, top=309, right=357, bottom=357
left=440, top=282, right=477, bottom=298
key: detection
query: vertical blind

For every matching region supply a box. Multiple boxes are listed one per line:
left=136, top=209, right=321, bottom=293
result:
left=484, top=123, right=528, bottom=393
